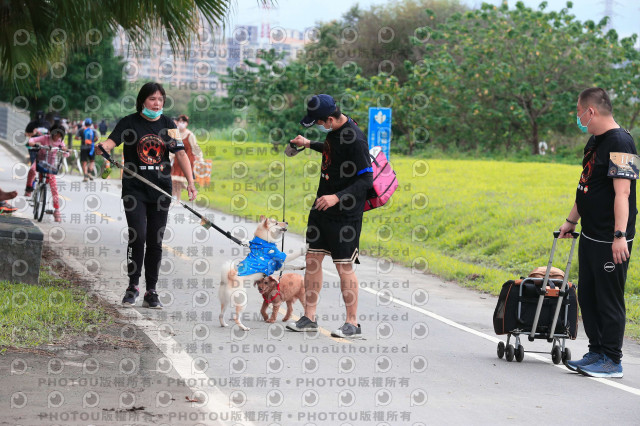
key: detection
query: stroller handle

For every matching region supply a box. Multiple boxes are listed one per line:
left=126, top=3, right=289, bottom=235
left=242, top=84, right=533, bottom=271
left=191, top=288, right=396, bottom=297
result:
left=554, top=230, right=579, bottom=239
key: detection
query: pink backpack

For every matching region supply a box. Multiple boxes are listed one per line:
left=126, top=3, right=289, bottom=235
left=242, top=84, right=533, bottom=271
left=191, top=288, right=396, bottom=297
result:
left=364, top=147, right=398, bottom=212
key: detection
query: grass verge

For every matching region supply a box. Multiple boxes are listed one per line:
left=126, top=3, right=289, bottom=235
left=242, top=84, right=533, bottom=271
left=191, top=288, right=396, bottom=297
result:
left=0, top=267, right=110, bottom=349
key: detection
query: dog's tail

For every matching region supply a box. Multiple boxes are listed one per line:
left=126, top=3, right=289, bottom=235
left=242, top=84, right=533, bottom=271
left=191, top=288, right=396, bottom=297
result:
left=220, top=260, right=233, bottom=283
left=221, top=260, right=240, bottom=288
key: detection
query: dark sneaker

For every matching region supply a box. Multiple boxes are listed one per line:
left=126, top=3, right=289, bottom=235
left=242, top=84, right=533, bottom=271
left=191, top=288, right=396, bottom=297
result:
left=577, top=354, right=623, bottom=378
left=565, top=351, right=602, bottom=372
left=142, top=290, right=163, bottom=309
left=286, top=315, right=318, bottom=332
left=331, top=323, right=362, bottom=339
left=122, top=287, right=139, bottom=307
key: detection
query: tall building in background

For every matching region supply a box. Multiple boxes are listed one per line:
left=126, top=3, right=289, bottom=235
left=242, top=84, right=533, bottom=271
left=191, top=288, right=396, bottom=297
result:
left=113, top=21, right=310, bottom=97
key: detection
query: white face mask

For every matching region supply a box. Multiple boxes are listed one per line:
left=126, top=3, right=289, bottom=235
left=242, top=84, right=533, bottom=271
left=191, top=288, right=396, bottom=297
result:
left=177, top=122, right=187, bottom=130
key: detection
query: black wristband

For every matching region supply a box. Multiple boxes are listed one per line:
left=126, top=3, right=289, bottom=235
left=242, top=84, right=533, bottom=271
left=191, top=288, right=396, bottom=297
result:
left=566, top=218, right=578, bottom=225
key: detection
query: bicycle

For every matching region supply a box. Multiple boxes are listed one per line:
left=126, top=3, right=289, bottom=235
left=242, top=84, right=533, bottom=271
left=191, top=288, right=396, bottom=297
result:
left=59, top=148, right=83, bottom=176
left=31, top=145, right=67, bottom=222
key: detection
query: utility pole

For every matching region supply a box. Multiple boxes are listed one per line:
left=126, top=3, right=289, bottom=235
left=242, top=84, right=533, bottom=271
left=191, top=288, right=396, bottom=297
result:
left=601, top=0, right=620, bottom=31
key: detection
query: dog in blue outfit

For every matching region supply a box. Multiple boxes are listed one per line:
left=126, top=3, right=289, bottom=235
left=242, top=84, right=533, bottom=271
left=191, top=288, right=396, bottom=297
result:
left=219, top=215, right=307, bottom=330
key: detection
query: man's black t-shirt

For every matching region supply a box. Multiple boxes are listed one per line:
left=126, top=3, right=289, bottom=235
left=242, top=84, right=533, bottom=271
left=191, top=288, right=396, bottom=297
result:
left=109, top=113, right=184, bottom=203
left=576, top=127, right=637, bottom=241
left=311, top=117, right=373, bottom=220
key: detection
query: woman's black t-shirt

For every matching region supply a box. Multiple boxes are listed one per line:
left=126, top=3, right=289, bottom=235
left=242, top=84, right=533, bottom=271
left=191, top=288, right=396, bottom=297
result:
left=576, top=127, right=637, bottom=241
left=108, top=113, right=185, bottom=203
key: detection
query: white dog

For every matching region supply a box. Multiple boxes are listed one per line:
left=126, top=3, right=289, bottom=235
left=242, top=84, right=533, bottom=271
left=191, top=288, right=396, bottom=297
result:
left=219, top=215, right=307, bottom=330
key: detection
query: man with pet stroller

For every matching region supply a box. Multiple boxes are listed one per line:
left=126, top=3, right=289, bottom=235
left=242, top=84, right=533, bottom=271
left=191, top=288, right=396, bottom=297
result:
left=286, top=94, right=373, bottom=339
left=559, top=88, right=637, bottom=378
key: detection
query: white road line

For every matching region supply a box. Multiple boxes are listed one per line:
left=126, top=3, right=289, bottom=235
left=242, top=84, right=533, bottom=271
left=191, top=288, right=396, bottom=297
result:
left=357, top=285, right=640, bottom=397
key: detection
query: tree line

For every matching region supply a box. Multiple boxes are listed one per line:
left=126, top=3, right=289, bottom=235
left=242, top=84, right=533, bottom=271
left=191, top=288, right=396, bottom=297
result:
left=221, top=1, right=640, bottom=155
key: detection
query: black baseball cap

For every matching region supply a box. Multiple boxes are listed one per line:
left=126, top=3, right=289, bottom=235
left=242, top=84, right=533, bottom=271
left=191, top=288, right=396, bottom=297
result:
left=300, top=94, right=337, bottom=127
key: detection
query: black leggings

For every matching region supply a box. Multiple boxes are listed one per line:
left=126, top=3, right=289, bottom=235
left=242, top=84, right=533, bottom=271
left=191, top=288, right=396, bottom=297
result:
left=123, top=197, right=169, bottom=291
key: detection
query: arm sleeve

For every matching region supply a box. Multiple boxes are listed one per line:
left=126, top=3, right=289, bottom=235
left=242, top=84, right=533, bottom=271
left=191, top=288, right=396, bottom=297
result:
left=608, top=134, right=638, bottom=180
left=108, top=118, right=128, bottom=147
left=309, top=141, right=324, bottom=153
left=189, top=132, right=204, bottom=160
left=165, top=119, right=185, bottom=153
left=335, top=172, right=373, bottom=202
left=29, top=135, right=47, bottom=146
left=335, top=140, right=373, bottom=200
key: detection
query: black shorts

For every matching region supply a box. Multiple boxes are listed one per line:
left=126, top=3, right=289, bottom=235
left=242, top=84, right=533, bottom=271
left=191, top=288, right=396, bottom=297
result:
left=306, top=211, right=362, bottom=264
left=80, top=146, right=95, bottom=162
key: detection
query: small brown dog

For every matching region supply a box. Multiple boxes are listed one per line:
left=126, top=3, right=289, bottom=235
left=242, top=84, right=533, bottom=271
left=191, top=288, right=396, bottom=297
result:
left=255, top=273, right=305, bottom=323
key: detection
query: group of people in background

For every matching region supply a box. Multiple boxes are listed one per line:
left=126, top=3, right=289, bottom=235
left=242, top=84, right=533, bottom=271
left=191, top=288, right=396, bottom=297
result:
left=0, top=107, right=202, bottom=220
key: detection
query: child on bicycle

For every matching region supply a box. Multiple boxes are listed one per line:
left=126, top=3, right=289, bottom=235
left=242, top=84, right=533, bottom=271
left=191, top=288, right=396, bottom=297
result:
left=25, top=124, right=68, bottom=222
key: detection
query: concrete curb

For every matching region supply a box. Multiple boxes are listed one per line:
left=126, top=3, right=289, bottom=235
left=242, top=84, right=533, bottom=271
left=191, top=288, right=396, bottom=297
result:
left=0, top=137, right=27, bottom=162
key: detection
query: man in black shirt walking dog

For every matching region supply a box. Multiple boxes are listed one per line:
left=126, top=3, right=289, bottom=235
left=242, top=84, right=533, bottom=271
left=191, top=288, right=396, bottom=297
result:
left=560, top=88, right=637, bottom=378
left=286, top=94, right=373, bottom=339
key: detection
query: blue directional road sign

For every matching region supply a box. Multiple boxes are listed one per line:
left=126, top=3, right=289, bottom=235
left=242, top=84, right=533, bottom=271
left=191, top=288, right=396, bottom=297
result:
left=368, top=107, right=392, bottom=160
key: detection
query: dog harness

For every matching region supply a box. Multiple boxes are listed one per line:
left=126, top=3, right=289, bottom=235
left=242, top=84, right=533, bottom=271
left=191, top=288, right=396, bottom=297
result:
left=262, top=280, right=281, bottom=303
left=237, top=237, right=287, bottom=277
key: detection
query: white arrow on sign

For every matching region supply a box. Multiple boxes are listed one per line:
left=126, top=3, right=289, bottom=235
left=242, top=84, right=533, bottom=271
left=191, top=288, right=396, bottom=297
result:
left=374, top=111, right=387, bottom=125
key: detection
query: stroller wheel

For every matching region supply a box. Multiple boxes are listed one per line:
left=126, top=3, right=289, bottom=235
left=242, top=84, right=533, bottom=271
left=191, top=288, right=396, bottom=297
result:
left=497, top=342, right=505, bottom=359
left=551, top=345, right=562, bottom=364
left=515, top=345, right=524, bottom=362
left=562, top=347, right=571, bottom=363
left=506, top=344, right=515, bottom=362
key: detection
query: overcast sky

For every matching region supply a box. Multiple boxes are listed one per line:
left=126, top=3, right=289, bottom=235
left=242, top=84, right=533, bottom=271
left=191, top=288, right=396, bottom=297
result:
left=228, top=0, right=639, bottom=40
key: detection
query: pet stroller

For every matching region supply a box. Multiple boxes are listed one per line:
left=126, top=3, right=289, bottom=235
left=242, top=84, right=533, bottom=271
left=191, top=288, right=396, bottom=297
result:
left=493, top=231, right=580, bottom=364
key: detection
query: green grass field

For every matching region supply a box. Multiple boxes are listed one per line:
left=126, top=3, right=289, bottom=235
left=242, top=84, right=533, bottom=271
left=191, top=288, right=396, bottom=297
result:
left=0, top=269, right=109, bottom=348
left=197, top=140, right=640, bottom=338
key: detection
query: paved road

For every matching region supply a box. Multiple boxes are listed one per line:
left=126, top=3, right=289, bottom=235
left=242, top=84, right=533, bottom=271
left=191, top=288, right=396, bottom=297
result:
left=2, top=142, right=640, bottom=425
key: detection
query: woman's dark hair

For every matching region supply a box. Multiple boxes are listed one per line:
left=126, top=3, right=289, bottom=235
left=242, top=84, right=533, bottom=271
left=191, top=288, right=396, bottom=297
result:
left=178, top=114, right=189, bottom=123
left=136, top=82, right=166, bottom=113
left=50, top=124, right=66, bottom=140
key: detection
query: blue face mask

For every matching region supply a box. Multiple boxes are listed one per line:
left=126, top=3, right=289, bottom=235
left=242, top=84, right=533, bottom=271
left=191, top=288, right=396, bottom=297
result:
left=576, top=109, right=592, bottom=133
left=316, top=120, right=332, bottom=133
left=142, top=107, right=163, bottom=119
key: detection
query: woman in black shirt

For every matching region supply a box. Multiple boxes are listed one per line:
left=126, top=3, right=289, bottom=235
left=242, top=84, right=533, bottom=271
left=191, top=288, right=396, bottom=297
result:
left=98, top=82, right=197, bottom=309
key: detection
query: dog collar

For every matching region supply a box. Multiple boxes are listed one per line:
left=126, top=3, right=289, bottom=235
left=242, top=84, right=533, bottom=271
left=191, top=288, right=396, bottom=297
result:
left=262, top=280, right=281, bottom=303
